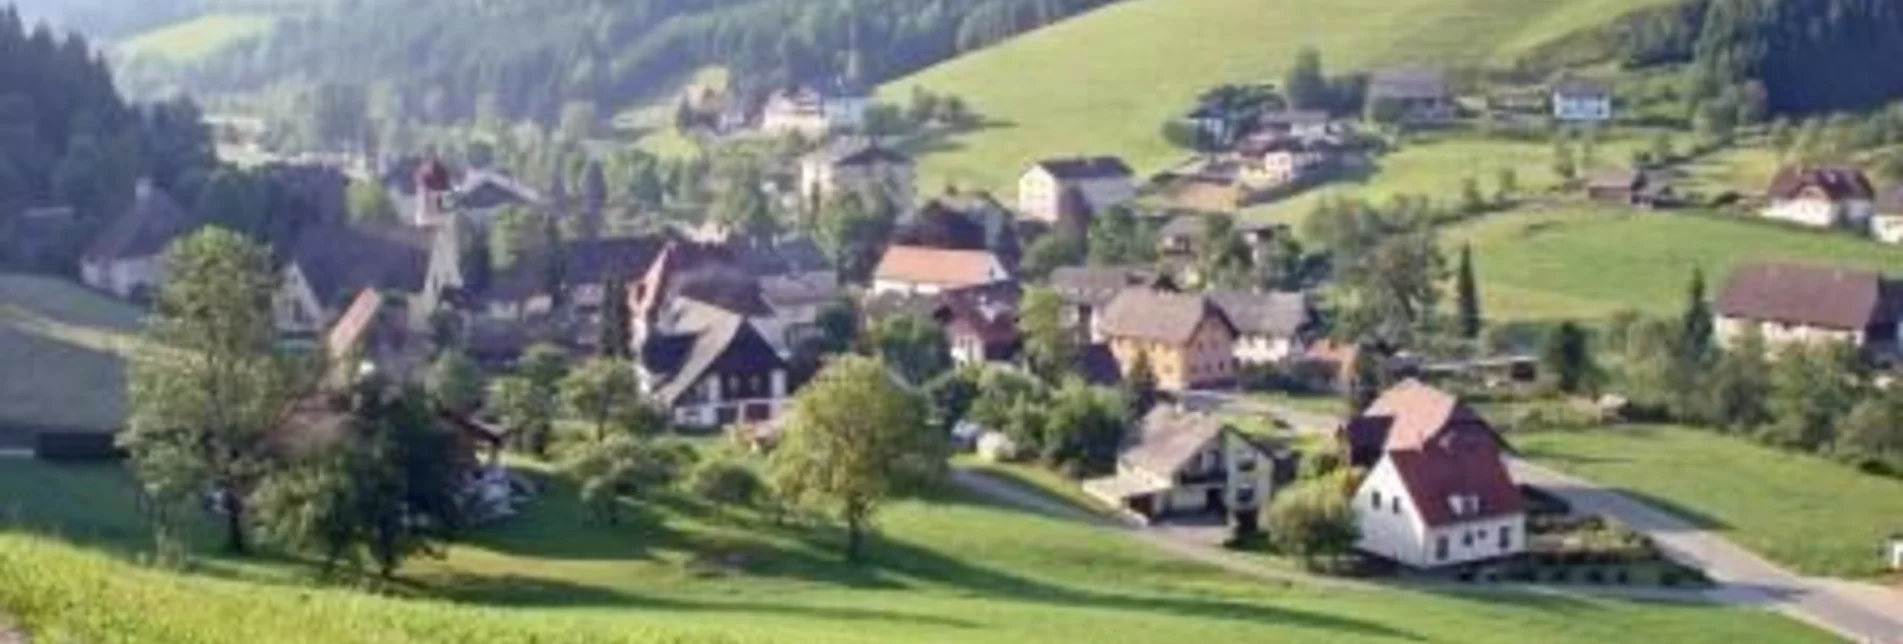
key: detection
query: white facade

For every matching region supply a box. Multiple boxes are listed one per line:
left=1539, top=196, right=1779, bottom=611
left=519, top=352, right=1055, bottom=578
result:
left=1551, top=94, right=1612, bottom=122
left=663, top=369, right=791, bottom=428
left=1353, top=457, right=1526, bottom=569
left=1084, top=429, right=1275, bottom=523
left=798, top=155, right=915, bottom=207
left=1761, top=198, right=1873, bottom=229
left=80, top=255, right=164, bottom=300
left=1017, top=166, right=1135, bottom=223
left=1872, top=214, right=1903, bottom=244
left=274, top=263, right=328, bottom=334
left=1715, top=314, right=1892, bottom=350
left=1233, top=333, right=1299, bottom=365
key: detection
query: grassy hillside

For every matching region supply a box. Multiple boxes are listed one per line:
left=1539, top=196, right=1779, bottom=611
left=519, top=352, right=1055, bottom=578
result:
left=117, top=13, right=275, bottom=63
left=1443, top=208, right=1903, bottom=322
left=883, top=0, right=1678, bottom=195
left=0, top=460, right=1831, bottom=643
left=1518, top=425, right=1903, bottom=578
left=0, top=275, right=141, bottom=441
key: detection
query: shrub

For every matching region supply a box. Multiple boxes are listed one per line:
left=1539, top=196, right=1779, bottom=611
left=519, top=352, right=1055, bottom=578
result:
left=685, top=458, right=766, bottom=509
left=1265, top=474, right=1361, bottom=571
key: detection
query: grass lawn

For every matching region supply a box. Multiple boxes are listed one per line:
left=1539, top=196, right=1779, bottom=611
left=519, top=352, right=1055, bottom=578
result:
left=882, top=0, right=1676, bottom=196
left=117, top=14, right=276, bottom=63
left=1516, top=425, right=1903, bottom=578
left=0, top=274, right=142, bottom=439
left=1442, top=206, right=1903, bottom=322
left=0, top=457, right=1831, bottom=643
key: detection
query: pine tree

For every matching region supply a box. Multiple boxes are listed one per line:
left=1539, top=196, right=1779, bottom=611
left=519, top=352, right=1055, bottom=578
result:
left=598, top=272, right=631, bottom=359
left=1455, top=244, right=1481, bottom=340
left=1123, top=350, right=1160, bottom=418
left=1680, top=267, right=1714, bottom=362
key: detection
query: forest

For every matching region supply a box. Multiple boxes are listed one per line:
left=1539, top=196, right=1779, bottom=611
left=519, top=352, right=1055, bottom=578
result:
left=0, top=5, right=216, bottom=272
left=1529, top=0, right=1903, bottom=116
left=123, top=0, right=1119, bottom=127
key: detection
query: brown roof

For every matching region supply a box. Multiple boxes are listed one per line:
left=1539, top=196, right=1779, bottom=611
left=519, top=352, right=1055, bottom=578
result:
left=1368, top=67, right=1449, bottom=100
left=1767, top=166, right=1875, bottom=202
left=1362, top=379, right=1504, bottom=453
left=1715, top=261, right=1898, bottom=330
left=1098, top=288, right=1234, bottom=344
left=873, top=246, right=1004, bottom=289
left=1386, top=443, right=1524, bottom=528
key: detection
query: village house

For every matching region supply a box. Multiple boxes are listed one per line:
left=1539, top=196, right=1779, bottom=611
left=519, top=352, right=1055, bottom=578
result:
left=1257, top=110, right=1335, bottom=139
left=760, top=85, right=870, bottom=139
left=324, top=289, right=423, bottom=386
left=1872, top=188, right=1903, bottom=244
left=1584, top=168, right=1672, bottom=209
left=798, top=138, right=915, bottom=209
left=1018, top=156, right=1136, bottom=223
left=1208, top=290, right=1314, bottom=365
left=897, top=191, right=1022, bottom=268
left=1714, top=261, right=1903, bottom=352
left=629, top=239, right=836, bottom=355
left=80, top=180, right=194, bottom=301
left=275, top=224, right=430, bottom=335
left=1550, top=78, right=1613, bottom=123
left=1098, top=288, right=1237, bottom=391
left=1049, top=265, right=1172, bottom=341
left=638, top=300, right=794, bottom=429
left=1345, top=380, right=1525, bottom=569
left=1083, top=406, right=1278, bottom=529
left=1366, top=67, right=1455, bottom=124
left=871, top=245, right=1011, bottom=296
left=1238, top=137, right=1336, bottom=187
left=1760, top=166, right=1876, bottom=229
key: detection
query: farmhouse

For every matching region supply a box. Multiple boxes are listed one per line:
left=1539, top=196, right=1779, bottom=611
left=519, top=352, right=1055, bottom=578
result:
left=798, top=138, right=915, bottom=208
left=1237, top=137, right=1335, bottom=186
left=1584, top=168, right=1671, bottom=209
left=871, top=245, right=1011, bottom=295
left=1760, top=166, right=1875, bottom=229
left=895, top=191, right=1020, bottom=267
left=1714, top=261, right=1902, bottom=352
left=1347, top=380, right=1525, bottom=569
left=1208, top=290, right=1313, bottom=365
left=1050, top=265, right=1172, bottom=340
left=639, top=299, right=794, bottom=429
left=1083, top=407, right=1277, bottom=529
left=939, top=284, right=1022, bottom=366
left=1550, top=78, right=1613, bottom=123
left=80, top=180, right=194, bottom=301
left=1098, top=288, right=1236, bottom=391
left=1018, top=156, right=1136, bottom=223
left=276, top=224, right=429, bottom=335
left=1873, top=188, right=1903, bottom=244
left=1366, top=67, right=1454, bottom=123
left=1257, top=110, right=1335, bottom=139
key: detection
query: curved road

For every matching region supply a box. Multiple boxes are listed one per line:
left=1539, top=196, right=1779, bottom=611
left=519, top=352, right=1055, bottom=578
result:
left=1185, top=391, right=1903, bottom=643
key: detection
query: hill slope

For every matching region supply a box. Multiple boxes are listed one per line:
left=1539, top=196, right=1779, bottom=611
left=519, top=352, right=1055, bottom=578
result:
left=883, top=0, right=1676, bottom=193
left=0, top=275, right=141, bottom=442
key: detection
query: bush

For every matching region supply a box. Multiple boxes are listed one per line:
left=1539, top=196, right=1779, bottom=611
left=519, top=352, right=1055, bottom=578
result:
left=685, top=458, right=765, bottom=509
left=1265, top=473, right=1361, bottom=571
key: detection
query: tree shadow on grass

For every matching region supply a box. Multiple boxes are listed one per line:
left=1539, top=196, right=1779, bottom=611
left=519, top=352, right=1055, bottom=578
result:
left=900, top=118, right=1018, bottom=158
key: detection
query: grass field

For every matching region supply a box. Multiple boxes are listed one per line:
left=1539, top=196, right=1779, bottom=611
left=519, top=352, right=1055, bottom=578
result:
left=1517, top=425, right=1903, bottom=578
left=1442, top=207, right=1903, bottom=322
left=117, top=14, right=276, bottom=63
left=0, top=458, right=1831, bottom=643
left=882, top=0, right=1677, bottom=195
left=0, top=274, right=142, bottom=439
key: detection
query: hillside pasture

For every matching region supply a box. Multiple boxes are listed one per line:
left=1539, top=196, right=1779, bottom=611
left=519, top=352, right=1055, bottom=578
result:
left=1442, top=207, right=1903, bottom=322
left=1518, top=425, right=1903, bottom=578
left=0, top=275, right=142, bottom=443
left=883, top=0, right=1678, bottom=195
left=0, top=457, right=1831, bottom=643
left=117, top=13, right=275, bottom=63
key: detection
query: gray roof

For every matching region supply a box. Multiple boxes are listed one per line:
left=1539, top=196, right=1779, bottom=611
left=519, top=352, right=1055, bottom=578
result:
left=1157, top=214, right=1208, bottom=240
left=643, top=302, right=787, bottom=406
left=1208, top=290, right=1310, bottom=338
left=1551, top=78, right=1611, bottom=99
left=1049, top=266, right=1160, bottom=307
left=1119, top=407, right=1255, bottom=476
left=1032, top=156, right=1134, bottom=181
left=84, top=183, right=192, bottom=261
left=1368, top=67, right=1449, bottom=100
left=760, top=270, right=840, bottom=308
left=809, top=138, right=912, bottom=167
left=1099, top=288, right=1233, bottom=344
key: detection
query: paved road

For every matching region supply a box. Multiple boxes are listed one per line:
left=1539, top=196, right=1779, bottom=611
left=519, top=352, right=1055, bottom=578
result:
left=1191, top=390, right=1903, bottom=643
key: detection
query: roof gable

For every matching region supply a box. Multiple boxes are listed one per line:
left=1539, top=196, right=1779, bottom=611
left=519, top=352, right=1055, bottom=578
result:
left=1381, top=444, right=1524, bottom=528
left=1121, top=407, right=1226, bottom=475
left=1715, top=261, right=1894, bottom=330
left=1099, top=288, right=1234, bottom=344
left=85, top=183, right=191, bottom=261
left=1362, top=380, right=1504, bottom=453
left=1209, top=290, right=1310, bottom=338
left=1768, top=166, right=1875, bottom=202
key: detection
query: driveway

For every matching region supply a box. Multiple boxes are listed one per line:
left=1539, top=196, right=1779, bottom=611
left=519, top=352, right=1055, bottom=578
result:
left=1193, top=390, right=1903, bottom=643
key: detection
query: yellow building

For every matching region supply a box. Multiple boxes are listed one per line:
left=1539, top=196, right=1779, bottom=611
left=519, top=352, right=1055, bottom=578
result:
left=1098, top=288, right=1237, bottom=391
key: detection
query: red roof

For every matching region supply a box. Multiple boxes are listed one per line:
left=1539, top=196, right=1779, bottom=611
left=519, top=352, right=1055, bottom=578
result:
left=415, top=157, right=454, bottom=193
left=326, top=289, right=386, bottom=363
left=873, top=246, right=1003, bottom=289
left=1364, top=379, right=1504, bottom=452
left=1386, top=442, right=1524, bottom=528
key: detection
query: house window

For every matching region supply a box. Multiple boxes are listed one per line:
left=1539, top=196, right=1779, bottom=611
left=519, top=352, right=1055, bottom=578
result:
left=1391, top=497, right=1400, bottom=514
left=1461, top=532, right=1473, bottom=547
left=1236, top=486, right=1256, bottom=506
left=1498, top=526, right=1512, bottom=550
left=1371, top=491, right=1382, bottom=510
left=1435, top=536, right=1449, bottom=561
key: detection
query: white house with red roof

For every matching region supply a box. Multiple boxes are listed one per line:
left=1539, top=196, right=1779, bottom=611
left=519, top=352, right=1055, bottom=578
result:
left=870, top=245, right=1010, bottom=296
left=1348, top=380, right=1526, bottom=568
